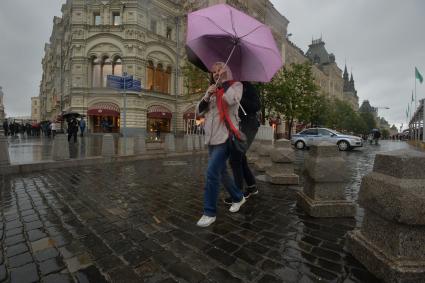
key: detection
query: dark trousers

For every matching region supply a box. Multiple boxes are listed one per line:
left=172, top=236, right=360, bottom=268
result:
left=229, top=116, right=259, bottom=191
left=68, top=131, right=77, bottom=143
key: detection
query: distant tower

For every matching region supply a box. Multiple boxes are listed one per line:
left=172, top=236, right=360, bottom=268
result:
left=343, top=65, right=350, bottom=92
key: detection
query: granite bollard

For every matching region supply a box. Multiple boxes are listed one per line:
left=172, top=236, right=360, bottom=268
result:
left=347, top=149, right=425, bottom=282
left=101, top=134, right=115, bottom=157
left=193, top=134, right=200, bottom=150
left=52, top=134, right=69, bottom=161
left=254, top=141, right=273, bottom=172
left=0, top=129, right=10, bottom=166
left=265, top=139, right=299, bottom=185
left=184, top=134, right=193, bottom=151
left=297, top=142, right=355, bottom=217
left=165, top=133, right=176, bottom=152
left=134, top=134, right=146, bottom=154
left=247, top=140, right=260, bottom=164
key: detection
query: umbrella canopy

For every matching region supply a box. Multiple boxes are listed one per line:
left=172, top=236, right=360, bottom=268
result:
left=186, top=4, right=283, bottom=82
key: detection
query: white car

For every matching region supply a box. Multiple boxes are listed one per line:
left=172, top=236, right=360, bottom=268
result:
left=291, top=128, right=363, bottom=151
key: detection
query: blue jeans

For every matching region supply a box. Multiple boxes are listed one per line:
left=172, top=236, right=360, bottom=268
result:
left=204, top=140, right=243, bottom=217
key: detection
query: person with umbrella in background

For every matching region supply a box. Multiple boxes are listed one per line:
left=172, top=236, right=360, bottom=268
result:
left=186, top=4, right=283, bottom=226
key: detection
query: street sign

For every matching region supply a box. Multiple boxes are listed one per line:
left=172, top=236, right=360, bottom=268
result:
left=107, top=75, right=142, bottom=91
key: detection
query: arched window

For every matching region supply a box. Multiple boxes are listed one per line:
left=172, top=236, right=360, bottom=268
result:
left=102, top=57, right=113, bottom=87
left=155, top=63, right=163, bottom=92
left=92, top=57, right=101, bottom=87
left=147, top=60, right=154, bottom=90
left=113, top=57, right=122, bottom=76
left=163, top=66, right=171, bottom=94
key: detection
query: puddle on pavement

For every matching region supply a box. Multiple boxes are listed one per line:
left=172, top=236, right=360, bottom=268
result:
left=64, top=253, right=93, bottom=273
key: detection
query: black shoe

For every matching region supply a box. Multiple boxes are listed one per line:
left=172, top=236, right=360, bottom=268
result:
left=223, top=197, right=233, bottom=205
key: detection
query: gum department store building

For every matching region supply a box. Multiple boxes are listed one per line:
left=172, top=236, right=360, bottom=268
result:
left=39, top=0, right=356, bottom=136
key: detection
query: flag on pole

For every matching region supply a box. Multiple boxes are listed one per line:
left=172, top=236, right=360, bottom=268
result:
left=416, top=67, right=423, bottom=84
left=411, top=91, right=414, bottom=102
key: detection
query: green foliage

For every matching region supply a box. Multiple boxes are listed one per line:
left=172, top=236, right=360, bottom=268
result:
left=381, top=128, right=390, bottom=139
left=262, top=62, right=318, bottom=138
left=181, top=60, right=210, bottom=96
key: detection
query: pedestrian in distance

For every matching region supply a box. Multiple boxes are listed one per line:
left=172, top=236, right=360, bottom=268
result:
left=2, top=119, right=8, bottom=136
left=67, top=118, right=78, bottom=143
left=196, top=62, right=246, bottom=228
left=79, top=117, right=86, bottom=137
left=50, top=121, right=57, bottom=139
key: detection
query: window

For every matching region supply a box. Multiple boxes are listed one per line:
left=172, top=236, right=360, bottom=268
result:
left=92, top=57, right=101, bottom=87
left=147, top=61, right=154, bottom=90
left=154, top=64, right=164, bottom=92
left=318, top=129, right=333, bottom=136
left=113, top=58, right=122, bottom=76
left=150, top=20, right=157, bottom=33
left=302, top=129, right=318, bottom=135
left=34, top=100, right=37, bottom=106
left=102, top=58, right=113, bottom=87
left=93, top=12, right=101, bottom=25
left=112, top=12, right=121, bottom=25
left=166, top=27, right=172, bottom=39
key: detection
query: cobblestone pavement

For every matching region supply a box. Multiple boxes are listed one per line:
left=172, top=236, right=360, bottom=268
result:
left=0, top=141, right=414, bottom=282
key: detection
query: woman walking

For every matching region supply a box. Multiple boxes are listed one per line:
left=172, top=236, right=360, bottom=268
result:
left=196, top=62, right=246, bottom=227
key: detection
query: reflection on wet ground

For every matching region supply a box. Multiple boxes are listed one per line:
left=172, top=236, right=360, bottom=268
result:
left=0, top=140, right=414, bottom=282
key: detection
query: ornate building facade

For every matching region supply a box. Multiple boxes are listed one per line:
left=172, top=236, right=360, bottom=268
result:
left=283, top=37, right=359, bottom=110
left=39, top=0, right=287, bottom=136
left=31, top=97, right=41, bottom=122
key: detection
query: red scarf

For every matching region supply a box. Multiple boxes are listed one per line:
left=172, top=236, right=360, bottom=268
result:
left=215, top=81, right=241, bottom=139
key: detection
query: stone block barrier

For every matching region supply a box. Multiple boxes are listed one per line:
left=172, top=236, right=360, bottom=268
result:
left=265, top=139, right=299, bottom=185
left=247, top=141, right=260, bottom=164
left=297, top=142, right=355, bottom=218
left=52, top=134, right=69, bottom=161
left=164, top=134, right=176, bottom=152
left=254, top=141, right=273, bottom=172
left=347, top=149, right=425, bottom=282
left=101, top=134, right=115, bottom=157
left=193, top=134, right=200, bottom=150
left=134, top=135, right=146, bottom=154
left=184, top=134, right=193, bottom=151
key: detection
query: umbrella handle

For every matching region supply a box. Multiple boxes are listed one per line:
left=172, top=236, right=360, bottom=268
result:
left=214, top=44, right=247, bottom=116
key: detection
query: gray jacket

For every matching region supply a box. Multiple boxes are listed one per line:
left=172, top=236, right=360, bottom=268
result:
left=197, top=82, right=243, bottom=145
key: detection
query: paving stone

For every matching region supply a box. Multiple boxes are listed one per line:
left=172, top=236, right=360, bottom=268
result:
left=25, top=221, right=43, bottom=231
left=10, top=262, right=38, bottom=283
left=8, top=252, right=33, bottom=268
left=108, top=266, right=141, bottom=282
left=207, top=267, right=243, bottom=283
left=39, top=257, right=64, bottom=276
left=73, top=265, right=109, bottom=283
left=257, top=274, right=283, bottom=283
left=152, top=250, right=180, bottom=268
left=31, top=237, right=54, bottom=253
left=6, top=243, right=28, bottom=258
left=206, top=247, right=236, bottom=266
left=22, top=215, right=40, bottom=223
left=42, top=273, right=73, bottom=283
left=122, top=249, right=151, bottom=266
left=6, top=220, right=23, bottom=230
left=0, top=265, right=6, bottom=282
left=27, top=229, right=47, bottom=242
left=64, top=253, right=93, bottom=273
left=5, top=228, right=22, bottom=238
left=234, top=247, right=263, bottom=265
left=167, top=262, right=205, bottom=283
left=97, top=255, right=123, bottom=272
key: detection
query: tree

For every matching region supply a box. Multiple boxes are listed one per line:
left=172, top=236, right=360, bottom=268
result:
left=181, top=60, right=210, bottom=96
left=359, top=111, right=377, bottom=134
left=264, top=62, right=318, bottom=139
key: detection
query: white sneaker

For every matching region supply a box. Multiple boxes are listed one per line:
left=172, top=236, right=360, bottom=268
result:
left=196, top=215, right=216, bottom=227
left=229, top=197, right=246, bottom=213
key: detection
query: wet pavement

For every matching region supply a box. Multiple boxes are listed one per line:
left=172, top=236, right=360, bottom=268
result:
left=7, top=135, right=153, bottom=164
left=0, top=140, right=416, bottom=282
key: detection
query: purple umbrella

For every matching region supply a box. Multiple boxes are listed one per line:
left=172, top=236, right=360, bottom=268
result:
left=186, top=4, right=283, bottom=82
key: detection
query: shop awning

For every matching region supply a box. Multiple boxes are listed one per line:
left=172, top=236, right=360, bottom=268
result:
left=183, top=106, right=196, bottom=120
left=147, top=105, right=172, bottom=119
left=87, top=103, right=120, bottom=117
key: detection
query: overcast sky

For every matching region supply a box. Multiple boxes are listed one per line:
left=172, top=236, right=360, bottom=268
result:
left=271, top=0, right=425, bottom=130
left=1, top=1, right=424, bottom=130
